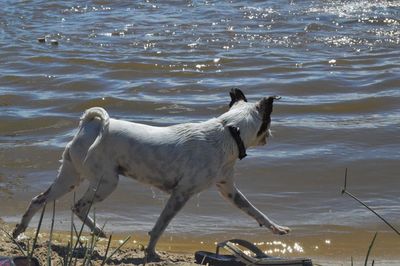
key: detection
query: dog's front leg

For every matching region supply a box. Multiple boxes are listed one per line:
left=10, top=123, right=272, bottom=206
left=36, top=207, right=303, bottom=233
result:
left=145, top=190, right=191, bottom=261
left=217, top=180, right=290, bottom=235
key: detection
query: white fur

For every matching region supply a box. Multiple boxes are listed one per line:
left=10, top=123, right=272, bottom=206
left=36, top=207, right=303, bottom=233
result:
left=13, top=96, right=290, bottom=260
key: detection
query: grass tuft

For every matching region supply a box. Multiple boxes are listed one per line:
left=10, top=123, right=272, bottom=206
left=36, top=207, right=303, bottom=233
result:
left=3, top=175, right=131, bottom=265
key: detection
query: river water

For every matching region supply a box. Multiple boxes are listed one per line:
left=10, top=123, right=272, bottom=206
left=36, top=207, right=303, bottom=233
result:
left=1, top=0, right=399, bottom=262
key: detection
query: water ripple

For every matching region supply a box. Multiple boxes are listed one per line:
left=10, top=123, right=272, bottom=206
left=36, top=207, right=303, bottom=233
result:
left=1, top=0, right=399, bottom=236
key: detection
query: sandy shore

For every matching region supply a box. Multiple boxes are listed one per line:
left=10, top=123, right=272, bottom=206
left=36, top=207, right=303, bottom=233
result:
left=0, top=220, right=196, bottom=266
left=1, top=218, right=400, bottom=265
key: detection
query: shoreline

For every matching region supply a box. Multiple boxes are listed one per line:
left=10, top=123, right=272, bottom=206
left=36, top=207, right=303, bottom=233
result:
left=1, top=220, right=400, bottom=265
left=0, top=220, right=196, bottom=265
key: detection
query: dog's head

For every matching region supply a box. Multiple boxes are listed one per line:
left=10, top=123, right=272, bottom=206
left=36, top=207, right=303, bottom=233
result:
left=222, top=88, right=280, bottom=148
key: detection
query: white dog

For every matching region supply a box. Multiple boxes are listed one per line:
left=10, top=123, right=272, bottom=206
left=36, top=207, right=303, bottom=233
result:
left=13, top=89, right=290, bottom=259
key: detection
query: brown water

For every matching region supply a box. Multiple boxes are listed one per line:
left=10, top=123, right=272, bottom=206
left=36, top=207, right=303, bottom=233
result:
left=1, top=0, right=399, bottom=263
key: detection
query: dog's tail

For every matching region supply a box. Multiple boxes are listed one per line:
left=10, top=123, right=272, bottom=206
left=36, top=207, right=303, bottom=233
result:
left=79, top=107, right=110, bottom=164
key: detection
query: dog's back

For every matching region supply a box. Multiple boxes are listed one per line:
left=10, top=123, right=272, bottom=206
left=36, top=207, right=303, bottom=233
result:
left=73, top=116, right=230, bottom=193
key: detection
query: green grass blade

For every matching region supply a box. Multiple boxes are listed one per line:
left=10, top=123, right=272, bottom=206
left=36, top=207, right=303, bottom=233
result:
left=85, top=209, right=98, bottom=266
left=364, top=232, right=378, bottom=266
left=68, top=177, right=103, bottom=266
left=82, top=239, right=90, bottom=266
left=92, top=220, right=108, bottom=254
left=47, top=201, right=56, bottom=266
left=63, top=241, right=71, bottom=265
left=29, top=203, right=46, bottom=260
left=72, top=223, right=84, bottom=249
left=90, top=207, right=97, bottom=250
left=100, top=234, right=113, bottom=266
left=69, top=202, right=94, bottom=265
left=77, top=240, right=88, bottom=266
left=69, top=192, right=75, bottom=262
left=0, top=227, right=27, bottom=256
left=103, top=236, right=131, bottom=264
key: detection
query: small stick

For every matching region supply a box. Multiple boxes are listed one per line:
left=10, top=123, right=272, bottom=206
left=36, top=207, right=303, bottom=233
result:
left=70, top=192, right=75, bottom=256
left=29, top=203, right=46, bottom=260
left=103, top=235, right=131, bottom=264
left=69, top=177, right=103, bottom=266
left=100, top=235, right=113, bottom=266
left=84, top=208, right=98, bottom=265
left=341, top=169, right=400, bottom=236
left=341, top=168, right=348, bottom=194
left=81, top=241, right=89, bottom=266
left=0, top=228, right=27, bottom=256
left=63, top=241, right=71, bottom=265
left=47, top=201, right=56, bottom=266
left=72, top=223, right=84, bottom=248
left=364, top=232, right=378, bottom=266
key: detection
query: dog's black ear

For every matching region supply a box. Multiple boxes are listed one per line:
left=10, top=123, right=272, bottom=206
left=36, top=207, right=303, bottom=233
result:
left=256, top=96, right=280, bottom=136
left=257, top=96, right=281, bottom=117
left=229, top=88, right=247, bottom=108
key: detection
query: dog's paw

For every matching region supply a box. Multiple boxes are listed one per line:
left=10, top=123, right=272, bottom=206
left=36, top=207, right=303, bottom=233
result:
left=269, top=224, right=291, bottom=235
left=144, top=248, right=161, bottom=262
left=12, top=224, right=26, bottom=239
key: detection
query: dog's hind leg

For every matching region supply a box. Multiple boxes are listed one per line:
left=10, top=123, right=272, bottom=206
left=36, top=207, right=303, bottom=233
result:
left=12, top=150, right=81, bottom=238
left=145, top=190, right=191, bottom=260
left=72, top=172, right=118, bottom=238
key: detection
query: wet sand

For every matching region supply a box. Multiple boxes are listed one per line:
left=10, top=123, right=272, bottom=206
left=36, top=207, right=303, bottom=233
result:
left=1, top=219, right=399, bottom=265
left=0, top=219, right=196, bottom=266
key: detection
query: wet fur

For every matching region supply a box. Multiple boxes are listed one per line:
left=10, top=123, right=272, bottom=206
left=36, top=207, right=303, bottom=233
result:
left=12, top=89, right=290, bottom=260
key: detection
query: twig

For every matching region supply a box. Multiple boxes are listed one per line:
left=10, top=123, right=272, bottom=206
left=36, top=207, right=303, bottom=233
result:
left=100, top=234, right=113, bottom=266
left=103, top=235, right=131, bottom=264
left=72, top=223, right=84, bottom=248
left=84, top=208, right=99, bottom=266
left=63, top=241, right=71, bottom=265
left=341, top=168, right=400, bottom=235
left=364, top=232, right=378, bottom=266
left=47, top=201, right=56, bottom=266
left=81, top=240, right=89, bottom=266
left=0, top=227, right=27, bottom=256
left=69, top=177, right=103, bottom=266
left=27, top=239, right=30, bottom=255
left=29, top=203, right=46, bottom=260
left=69, top=192, right=75, bottom=262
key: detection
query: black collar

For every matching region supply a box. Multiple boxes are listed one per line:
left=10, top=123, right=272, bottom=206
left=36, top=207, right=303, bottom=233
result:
left=228, top=126, right=247, bottom=160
